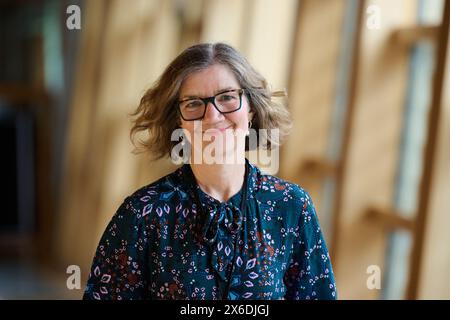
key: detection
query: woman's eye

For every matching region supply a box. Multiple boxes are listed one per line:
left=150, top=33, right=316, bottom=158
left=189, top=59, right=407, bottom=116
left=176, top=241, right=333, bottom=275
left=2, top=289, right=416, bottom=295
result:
left=186, top=100, right=203, bottom=109
left=218, top=94, right=236, bottom=102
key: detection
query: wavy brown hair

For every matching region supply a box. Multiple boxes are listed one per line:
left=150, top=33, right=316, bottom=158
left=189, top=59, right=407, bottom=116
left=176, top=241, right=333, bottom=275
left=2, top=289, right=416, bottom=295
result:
left=130, top=42, right=292, bottom=159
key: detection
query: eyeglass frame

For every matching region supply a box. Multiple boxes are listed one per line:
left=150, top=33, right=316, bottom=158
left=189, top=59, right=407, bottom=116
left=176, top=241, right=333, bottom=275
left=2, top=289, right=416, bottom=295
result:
left=177, top=88, right=245, bottom=121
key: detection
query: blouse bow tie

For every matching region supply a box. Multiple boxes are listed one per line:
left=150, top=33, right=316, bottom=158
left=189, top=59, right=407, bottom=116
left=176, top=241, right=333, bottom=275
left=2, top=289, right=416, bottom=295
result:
left=201, top=203, right=242, bottom=244
left=200, top=203, right=243, bottom=282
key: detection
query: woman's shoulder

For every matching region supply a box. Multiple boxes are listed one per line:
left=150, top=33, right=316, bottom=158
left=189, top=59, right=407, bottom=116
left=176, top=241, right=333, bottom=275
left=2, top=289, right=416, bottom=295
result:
left=253, top=168, right=317, bottom=229
left=116, top=165, right=190, bottom=220
left=255, top=168, right=312, bottom=203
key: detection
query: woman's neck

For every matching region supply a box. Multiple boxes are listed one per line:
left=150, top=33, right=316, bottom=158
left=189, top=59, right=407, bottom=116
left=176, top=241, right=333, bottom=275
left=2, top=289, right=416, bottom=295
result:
left=190, top=162, right=246, bottom=203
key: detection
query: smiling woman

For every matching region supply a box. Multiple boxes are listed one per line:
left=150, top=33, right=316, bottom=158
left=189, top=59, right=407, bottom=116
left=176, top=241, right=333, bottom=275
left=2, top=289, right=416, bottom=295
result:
left=130, top=43, right=292, bottom=161
left=82, top=42, right=337, bottom=300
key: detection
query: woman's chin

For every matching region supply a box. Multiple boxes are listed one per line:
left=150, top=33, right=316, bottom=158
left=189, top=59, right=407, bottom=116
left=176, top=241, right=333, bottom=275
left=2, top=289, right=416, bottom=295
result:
left=197, top=145, right=243, bottom=164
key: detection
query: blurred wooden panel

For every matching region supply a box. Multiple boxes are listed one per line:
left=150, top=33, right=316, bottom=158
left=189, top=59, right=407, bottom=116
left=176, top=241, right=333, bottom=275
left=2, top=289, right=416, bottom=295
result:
left=280, top=0, right=347, bottom=221
left=56, top=0, right=108, bottom=271
left=416, top=1, right=450, bottom=299
left=57, top=0, right=182, bottom=275
left=200, top=0, right=246, bottom=48
left=334, top=0, right=418, bottom=299
left=85, top=0, right=181, bottom=269
left=202, top=0, right=297, bottom=105
left=243, top=0, right=298, bottom=90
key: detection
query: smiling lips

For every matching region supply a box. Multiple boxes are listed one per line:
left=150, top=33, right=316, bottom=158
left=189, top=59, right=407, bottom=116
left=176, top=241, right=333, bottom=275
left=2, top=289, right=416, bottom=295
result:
left=202, top=125, right=233, bottom=133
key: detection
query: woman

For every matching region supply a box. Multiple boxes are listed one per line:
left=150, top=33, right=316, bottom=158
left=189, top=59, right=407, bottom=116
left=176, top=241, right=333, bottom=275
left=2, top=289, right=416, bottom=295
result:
left=83, top=43, right=337, bottom=300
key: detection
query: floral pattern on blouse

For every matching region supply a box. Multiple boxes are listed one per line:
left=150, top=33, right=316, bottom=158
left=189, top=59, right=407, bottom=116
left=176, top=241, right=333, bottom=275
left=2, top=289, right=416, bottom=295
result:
left=83, top=159, right=337, bottom=300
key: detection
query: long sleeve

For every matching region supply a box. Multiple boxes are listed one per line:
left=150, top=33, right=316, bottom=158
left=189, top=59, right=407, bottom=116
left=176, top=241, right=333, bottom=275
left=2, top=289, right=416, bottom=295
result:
left=283, top=189, right=337, bottom=300
left=83, top=198, right=150, bottom=300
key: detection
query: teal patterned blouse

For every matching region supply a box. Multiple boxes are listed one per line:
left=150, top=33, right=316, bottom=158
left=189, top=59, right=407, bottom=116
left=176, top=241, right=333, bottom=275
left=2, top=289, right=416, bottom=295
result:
left=83, top=159, right=337, bottom=300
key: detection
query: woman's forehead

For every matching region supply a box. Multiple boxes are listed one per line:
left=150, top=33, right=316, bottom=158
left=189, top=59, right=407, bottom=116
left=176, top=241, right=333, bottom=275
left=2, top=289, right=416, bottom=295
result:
left=179, top=64, right=240, bottom=98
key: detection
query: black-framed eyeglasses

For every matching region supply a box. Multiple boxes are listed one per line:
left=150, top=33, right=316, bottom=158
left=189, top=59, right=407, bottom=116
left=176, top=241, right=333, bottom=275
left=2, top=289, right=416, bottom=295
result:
left=178, top=88, right=245, bottom=121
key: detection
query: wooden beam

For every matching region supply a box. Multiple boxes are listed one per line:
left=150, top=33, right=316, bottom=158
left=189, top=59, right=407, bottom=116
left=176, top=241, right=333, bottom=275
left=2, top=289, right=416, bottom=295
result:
left=365, top=206, right=415, bottom=231
left=391, top=25, right=440, bottom=47
left=298, top=157, right=337, bottom=181
left=329, top=0, right=364, bottom=268
left=406, top=0, right=450, bottom=300
left=0, top=84, right=49, bottom=105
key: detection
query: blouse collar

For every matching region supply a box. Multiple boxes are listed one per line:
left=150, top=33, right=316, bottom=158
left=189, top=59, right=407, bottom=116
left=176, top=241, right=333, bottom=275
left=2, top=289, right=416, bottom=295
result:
left=179, top=158, right=259, bottom=244
left=180, top=158, right=258, bottom=205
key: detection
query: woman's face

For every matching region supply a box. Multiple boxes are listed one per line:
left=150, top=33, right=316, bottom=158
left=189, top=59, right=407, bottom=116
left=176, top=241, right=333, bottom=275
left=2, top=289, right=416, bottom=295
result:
left=179, top=63, right=253, bottom=162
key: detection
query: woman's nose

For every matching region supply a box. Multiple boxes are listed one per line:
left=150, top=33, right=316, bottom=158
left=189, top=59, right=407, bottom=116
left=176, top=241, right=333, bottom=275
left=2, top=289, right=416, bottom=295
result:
left=203, top=101, right=223, bottom=121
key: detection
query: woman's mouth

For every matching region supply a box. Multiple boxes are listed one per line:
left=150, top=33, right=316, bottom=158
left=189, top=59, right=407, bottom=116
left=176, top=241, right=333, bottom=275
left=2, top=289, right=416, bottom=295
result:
left=202, top=125, right=233, bottom=133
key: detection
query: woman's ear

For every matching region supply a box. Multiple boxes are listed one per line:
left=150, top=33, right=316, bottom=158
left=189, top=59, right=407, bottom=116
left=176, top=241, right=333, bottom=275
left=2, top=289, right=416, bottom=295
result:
left=248, top=108, right=254, bottom=121
left=177, top=116, right=184, bottom=129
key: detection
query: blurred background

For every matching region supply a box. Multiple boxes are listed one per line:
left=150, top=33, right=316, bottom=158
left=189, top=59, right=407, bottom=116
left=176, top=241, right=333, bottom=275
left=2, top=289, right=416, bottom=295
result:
left=0, top=0, right=449, bottom=299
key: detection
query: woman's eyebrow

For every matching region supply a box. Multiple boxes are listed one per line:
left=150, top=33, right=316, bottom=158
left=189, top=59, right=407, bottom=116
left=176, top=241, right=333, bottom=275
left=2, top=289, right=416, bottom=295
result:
left=180, top=87, right=235, bottom=100
left=215, top=87, right=234, bottom=94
